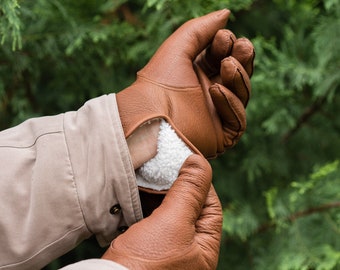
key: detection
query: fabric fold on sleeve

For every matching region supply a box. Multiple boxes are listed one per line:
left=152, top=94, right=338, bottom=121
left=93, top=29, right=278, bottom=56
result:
left=63, top=94, right=143, bottom=246
left=0, top=94, right=142, bottom=270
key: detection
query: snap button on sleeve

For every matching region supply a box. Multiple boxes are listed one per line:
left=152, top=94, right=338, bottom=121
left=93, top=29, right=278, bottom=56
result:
left=109, top=204, right=121, bottom=215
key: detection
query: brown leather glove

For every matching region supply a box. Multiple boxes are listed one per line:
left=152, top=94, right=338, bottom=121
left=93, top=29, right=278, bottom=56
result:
left=102, top=155, right=222, bottom=269
left=117, top=9, right=255, bottom=159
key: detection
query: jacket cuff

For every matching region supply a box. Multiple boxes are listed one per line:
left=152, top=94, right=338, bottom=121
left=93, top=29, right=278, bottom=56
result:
left=64, top=94, right=143, bottom=246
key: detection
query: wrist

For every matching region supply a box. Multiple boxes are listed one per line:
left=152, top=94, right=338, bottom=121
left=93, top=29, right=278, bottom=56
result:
left=127, top=119, right=160, bottom=170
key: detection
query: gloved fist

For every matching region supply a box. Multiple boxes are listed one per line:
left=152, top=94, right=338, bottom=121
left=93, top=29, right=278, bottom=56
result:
left=102, top=155, right=222, bottom=269
left=117, top=9, right=255, bottom=158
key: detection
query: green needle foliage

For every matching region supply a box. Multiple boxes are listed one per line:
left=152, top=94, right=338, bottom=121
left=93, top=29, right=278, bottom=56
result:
left=1, top=0, right=339, bottom=269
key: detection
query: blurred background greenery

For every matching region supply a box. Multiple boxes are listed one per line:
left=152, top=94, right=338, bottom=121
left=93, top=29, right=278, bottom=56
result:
left=1, top=0, right=339, bottom=269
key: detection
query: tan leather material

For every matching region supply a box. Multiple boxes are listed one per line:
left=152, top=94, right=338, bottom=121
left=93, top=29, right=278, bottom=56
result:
left=220, top=56, right=251, bottom=106
left=196, top=29, right=236, bottom=78
left=102, top=155, right=222, bottom=270
left=117, top=78, right=212, bottom=155
left=231, top=38, right=255, bottom=77
left=117, top=9, right=255, bottom=159
left=138, top=185, right=169, bottom=195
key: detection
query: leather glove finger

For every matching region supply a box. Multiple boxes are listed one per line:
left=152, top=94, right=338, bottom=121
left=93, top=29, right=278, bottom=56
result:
left=209, top=83, right=246, bottom=148
left=231, top=37, right=255, bottom=77
left=195, top=29, right=236, bottom=78
left=195, top=30, right=255, bottom=80
left=220, top=56, right=251, bottom=106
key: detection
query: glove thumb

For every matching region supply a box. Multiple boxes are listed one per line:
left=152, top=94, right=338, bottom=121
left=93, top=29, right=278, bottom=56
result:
left=140, top=9, right=230, bottom=87
left=156, top=154, right=212, bottom=222
left=169, top=9, right=231, bottom=61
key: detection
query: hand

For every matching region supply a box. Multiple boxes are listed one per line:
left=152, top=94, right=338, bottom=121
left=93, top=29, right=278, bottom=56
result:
left=117, top=9, right=255, bottom=158
left=102, top=155, right=222, bottom=269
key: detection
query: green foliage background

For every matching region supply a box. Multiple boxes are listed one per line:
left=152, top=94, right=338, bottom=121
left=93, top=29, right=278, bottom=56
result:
left=1, top=0, right=339, bottom=269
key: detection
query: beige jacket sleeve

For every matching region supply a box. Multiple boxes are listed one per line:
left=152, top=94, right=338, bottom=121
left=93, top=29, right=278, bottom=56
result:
left=0, top=94, right=143, bottom=270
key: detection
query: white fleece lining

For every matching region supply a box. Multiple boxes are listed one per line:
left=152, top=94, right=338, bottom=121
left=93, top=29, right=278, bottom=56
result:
left=136, top=119, right=192, bottom=191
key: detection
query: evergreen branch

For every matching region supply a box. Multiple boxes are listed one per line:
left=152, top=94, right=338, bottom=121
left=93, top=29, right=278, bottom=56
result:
left=282, top=89, right=330, bottom=143
left=0, top=0, right=22, bottom=50
left=255, top=201, right=340, bottom=234
left=288, top=201, right=340, bottom=222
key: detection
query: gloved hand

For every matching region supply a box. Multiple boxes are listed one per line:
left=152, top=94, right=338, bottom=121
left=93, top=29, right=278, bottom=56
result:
left=117, top=9, right=255, bottom=159
left=102, top=154, right=222, bottom=269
